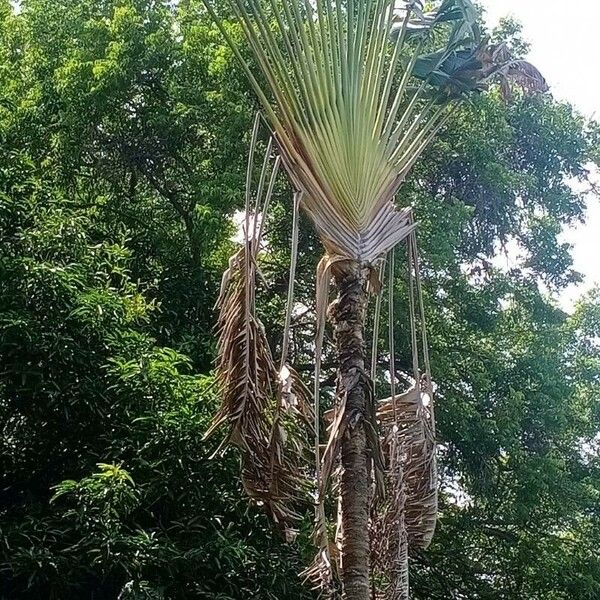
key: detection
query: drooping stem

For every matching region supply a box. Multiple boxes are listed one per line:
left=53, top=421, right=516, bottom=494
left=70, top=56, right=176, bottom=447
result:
left=330, top=261, right=371, bottom=600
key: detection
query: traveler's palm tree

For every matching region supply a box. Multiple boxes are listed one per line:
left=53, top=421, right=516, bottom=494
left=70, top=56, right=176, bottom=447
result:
left=201, top=1, right=547, bottom=598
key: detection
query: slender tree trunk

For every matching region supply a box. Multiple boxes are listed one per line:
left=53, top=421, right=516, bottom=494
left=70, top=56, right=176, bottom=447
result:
left=330, top=261, right=371, bottom=600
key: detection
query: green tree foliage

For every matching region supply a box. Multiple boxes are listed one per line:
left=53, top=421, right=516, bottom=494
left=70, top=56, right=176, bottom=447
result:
left=0, top=1, right=599, bottom=599
left=390, top=92, right=600, bottom=599
left=2, top=0, right=252, bottom=368
left=0, top=148, right=310, bottom=598
left=0, top=2, right=310, bottom=598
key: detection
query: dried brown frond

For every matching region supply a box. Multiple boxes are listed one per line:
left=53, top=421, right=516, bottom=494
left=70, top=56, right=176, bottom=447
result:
left=302, top=520, right=341, bottom=597
left=204, top=115, right=314, bottom=536
left=370, top=427, right=409, bottom=600
left=479, top=42, right=549, bottom=101
left=370, top=385, right=436, bottom=599
left=206, top=240, right=313, bottom=536
left=377, top=386, right=437, bottom=550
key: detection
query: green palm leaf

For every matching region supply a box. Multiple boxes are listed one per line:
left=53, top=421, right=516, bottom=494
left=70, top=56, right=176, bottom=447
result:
left=202, top=0, right=481, bottom=262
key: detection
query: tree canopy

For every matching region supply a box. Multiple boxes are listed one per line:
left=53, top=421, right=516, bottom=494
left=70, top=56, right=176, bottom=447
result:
left=0, top=1, right=599, bottom=599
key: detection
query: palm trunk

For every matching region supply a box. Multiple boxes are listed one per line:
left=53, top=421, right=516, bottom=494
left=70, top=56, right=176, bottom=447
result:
left=330, top=261, right=371, bottom=600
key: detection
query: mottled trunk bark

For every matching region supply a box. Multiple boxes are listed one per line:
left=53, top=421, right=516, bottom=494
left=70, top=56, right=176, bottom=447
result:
left=330, top=261, right=371, bottom=600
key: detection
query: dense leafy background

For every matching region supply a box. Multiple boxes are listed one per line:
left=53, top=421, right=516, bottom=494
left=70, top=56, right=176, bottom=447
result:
left=1, top=1, right=599, bottom=599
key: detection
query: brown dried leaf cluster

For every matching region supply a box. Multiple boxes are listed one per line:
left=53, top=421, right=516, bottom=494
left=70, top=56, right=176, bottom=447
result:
left=370, top=386, right=437, bottom=599
left=480, top=42, right=549, bottom=101
left=206, top=244, right=313, bottom=536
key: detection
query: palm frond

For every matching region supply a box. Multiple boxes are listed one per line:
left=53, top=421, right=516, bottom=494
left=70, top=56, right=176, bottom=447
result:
left=369, top=386, right=435, bottom=599
left=206, top=122, right=313, bottom=535
left=370, top=426, right=409, bottom=600
left=209, top=240, right=312, bottom=532
left=413, top=37, right=548, bottom=101
left=480, top=42, right=549, bottom=100
left=368, top=229, right=437, bottom=598
left=377, top=387, right=437, bottom=550
left=201, top=0, right=482, bottom=262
